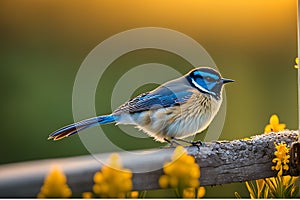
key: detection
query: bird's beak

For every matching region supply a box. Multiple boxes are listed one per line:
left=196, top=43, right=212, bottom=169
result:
left=222, top=78, right=235, bottom=84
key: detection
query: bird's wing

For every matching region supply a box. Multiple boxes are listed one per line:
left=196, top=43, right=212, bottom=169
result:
left=113, top=86, right=193, bottom=114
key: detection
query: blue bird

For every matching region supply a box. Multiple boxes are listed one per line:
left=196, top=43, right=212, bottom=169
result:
left=48, top=67, right=234, bottom=144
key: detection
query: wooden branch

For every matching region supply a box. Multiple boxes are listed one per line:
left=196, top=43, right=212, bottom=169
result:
left=0, top=131, right=298, bottom=197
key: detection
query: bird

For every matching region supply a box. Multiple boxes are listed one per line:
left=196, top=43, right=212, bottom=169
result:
left=48, top=67, right=234, bottom=145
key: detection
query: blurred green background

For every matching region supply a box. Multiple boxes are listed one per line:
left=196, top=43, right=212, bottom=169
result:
left=0, top=0, right=297, bottom=197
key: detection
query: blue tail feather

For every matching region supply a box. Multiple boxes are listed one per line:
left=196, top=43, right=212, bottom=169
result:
left=48, top=115, right=116, bottom=140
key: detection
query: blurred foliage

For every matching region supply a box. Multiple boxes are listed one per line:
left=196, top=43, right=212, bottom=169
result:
left=0, top=0, right=297, bottom=197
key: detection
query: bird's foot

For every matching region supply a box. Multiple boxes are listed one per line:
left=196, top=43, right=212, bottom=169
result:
left=190, top=140, right=203, bottom=146
left=164, top=137, right=203, bottom=148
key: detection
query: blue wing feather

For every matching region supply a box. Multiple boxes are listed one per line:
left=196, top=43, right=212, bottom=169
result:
left=113, top=86, right=193, bottom=114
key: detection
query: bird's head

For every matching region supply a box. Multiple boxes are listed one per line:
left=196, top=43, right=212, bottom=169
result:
left=186, top=67, right=234, bottom=100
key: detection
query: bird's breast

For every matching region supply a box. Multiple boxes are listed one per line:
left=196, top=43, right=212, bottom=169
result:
left=165, top=93, right=221, bottom=137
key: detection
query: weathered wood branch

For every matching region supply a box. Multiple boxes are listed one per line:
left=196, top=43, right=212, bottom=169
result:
left=0, top=131, right=298, bottom=197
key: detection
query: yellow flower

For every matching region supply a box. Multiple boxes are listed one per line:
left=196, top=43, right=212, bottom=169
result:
left=158, top=175, right=169, bottom=188
left=197, top=187, right=206, bottom=198
left=129, top=191, right=139, bottom=198
left=295, top=57, right=298, bottom=69
left=82, top=192, right=93, bottom=198
left=182, top=187, right=206, bottom=198
left=159, top=146, right=201, bottom=197
left=264, top=114, right=286, bottom=133
left=183, top=187, right=195, bottom=198
left=274, top=142, right=289, bottom=159
left=93, top=153, right=133, bottom=198
left=272, top=142, right=290, bottom=176
left=37, top=165, right=72, bottom=198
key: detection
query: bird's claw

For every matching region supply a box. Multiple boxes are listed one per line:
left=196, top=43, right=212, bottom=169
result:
left=191, top=140, right=203, bottom=146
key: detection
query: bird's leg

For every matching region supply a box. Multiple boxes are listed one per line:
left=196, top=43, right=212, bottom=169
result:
left=171, top=137, right=203, bottom=147
left=164, top=138, right=181, bottom=147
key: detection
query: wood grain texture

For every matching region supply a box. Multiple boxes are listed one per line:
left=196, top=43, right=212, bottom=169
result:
left=0, top=131, right=298, bottom=197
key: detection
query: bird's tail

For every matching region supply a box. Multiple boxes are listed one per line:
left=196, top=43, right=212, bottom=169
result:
left=48, top=115, right=116, bottom=141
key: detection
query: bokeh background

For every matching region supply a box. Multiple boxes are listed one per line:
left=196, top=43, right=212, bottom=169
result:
left=0, top=0, right=297, bottom=197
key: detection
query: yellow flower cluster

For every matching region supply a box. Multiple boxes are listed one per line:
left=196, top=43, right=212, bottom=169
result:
left=82, top=192, right=93, bottom=198
left=93, top=153, right=133, bottom=198
left=182, top=187, right=206, bottom=198
left=37, top=165, right=72, bottom=198
left=159, top=146, right=201, bottom=196
left=264, top=114, right=286, bottom=133
left=295, top=57, right=298, bottom=69
left=272, top=142, right=290, bottom=176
